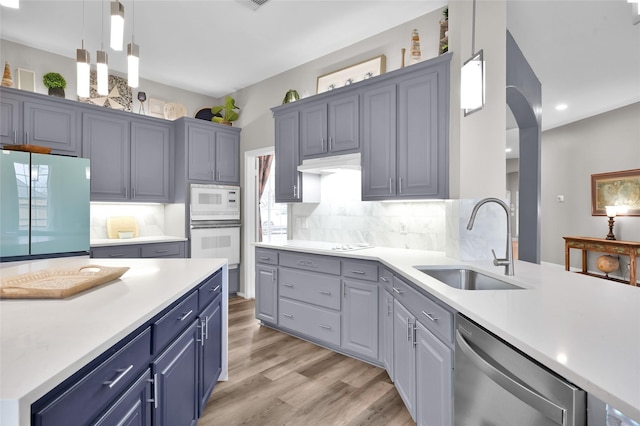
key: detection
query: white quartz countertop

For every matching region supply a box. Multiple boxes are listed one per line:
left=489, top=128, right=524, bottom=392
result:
left=0, top=257, right=225, bottom=426
left=90, top=235, right=187, bottom=247
left=254, top=241, right=640, bottom=421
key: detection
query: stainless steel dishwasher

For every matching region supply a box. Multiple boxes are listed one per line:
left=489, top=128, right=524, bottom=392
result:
left=455, top=315, right=586, bottom=426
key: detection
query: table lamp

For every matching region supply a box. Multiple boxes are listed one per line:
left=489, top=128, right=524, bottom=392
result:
left=605, top=206, right=617, bottom=240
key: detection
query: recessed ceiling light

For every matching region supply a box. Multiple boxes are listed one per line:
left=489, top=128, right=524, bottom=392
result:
left=555, top=104, right=568, bottom=111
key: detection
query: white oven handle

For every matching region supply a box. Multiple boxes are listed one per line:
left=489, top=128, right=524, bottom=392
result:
left=190, top=222, right=241, bottom=230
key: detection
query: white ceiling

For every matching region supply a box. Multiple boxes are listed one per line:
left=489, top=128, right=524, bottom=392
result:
left=2, top=1, right=639, bottom=149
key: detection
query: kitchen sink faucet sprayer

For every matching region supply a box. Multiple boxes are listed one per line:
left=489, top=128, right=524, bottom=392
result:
left=467, top=198, right=515, bottom=276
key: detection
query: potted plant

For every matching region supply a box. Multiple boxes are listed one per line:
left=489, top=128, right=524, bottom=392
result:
left=211, top=96, right=240, bottom=126
left=42, top=72, right=67, bottom=98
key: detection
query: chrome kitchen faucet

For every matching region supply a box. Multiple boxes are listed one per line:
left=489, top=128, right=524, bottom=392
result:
left=467, top=198, right=515, bottom=276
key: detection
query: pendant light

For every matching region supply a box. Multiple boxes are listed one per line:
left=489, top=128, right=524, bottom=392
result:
left=77, top=0, right=90, bottom=98
left=460, top=0, right=485, bottom=116
left=0, top=0, right=19, bottom=8
left=127, top=0, right=139, bottom=88
left=97, top=0, right=109, bottom=96
left=110, top=0, right=125, bottom=51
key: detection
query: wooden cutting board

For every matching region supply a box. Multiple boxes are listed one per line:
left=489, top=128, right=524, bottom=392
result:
left=107, top=216, right=139, bottom=239
left=0, top=265, right=130, bottom=299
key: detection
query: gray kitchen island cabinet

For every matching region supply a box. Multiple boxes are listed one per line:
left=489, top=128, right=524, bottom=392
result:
left=174, top=118, right=240, bottom=186
left=0, top=87, right=80, bottom=156
left=362, top=55, right=450, bottom=200
left=300, top=94, right=359, bottom=159
left=82, top=112, right=173, bottom=203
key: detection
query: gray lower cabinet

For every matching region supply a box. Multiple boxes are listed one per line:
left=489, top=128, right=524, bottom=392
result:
left=382, top=288, right=394, bottom=380
left=0, top=87, right=80, bottom=155
left=92, top=370, right=153, bottom=426
left=83, top=112, right=173, bottom=203
left=90, top=241, right=186, bottom=259
left=342, top=279, right=379, bottom=360
left=256, top=264, right=278, bottom=324
left=394, top=299, right=417, bottom=420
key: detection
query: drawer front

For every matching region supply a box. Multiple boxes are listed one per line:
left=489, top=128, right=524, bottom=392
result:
left=91, top=245, right=140, bottom=259
left=279, top=268, right=341, bottom=310
left=140, top=242, right=184, bottom=258
left=379, top=267, right=394, bottom=292
left=153, top=290, right=199, bottom=353
left=279, top=252, right=341, bottom=275
left=34, top=328, right=152, bottom=426
left=256, top=248, right=278, bottom=265
left=392, top=277, right=453, bottom=343
left=279, top=298, right=341, bottom=346
left=198, top=268, right=223, bottom=310
left=342, top=260, right=378, bottom=282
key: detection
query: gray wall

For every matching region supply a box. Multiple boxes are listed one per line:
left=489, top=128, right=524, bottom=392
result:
left=541, top=102, right=640, bottom=280
left=0, top=39, right=219, bottom=117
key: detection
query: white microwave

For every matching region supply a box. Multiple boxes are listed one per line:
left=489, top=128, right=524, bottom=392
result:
left=190, top=184, right=240, bottom=222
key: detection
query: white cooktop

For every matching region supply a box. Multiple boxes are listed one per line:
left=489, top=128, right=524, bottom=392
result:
left=282, top=240, right=373, bottom=252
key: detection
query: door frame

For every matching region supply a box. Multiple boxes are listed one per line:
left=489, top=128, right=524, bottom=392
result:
left=242, top=146, right=274, bottom=300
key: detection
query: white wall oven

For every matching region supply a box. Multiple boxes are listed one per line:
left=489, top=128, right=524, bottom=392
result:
left=190, top=184, right=241, bottom=293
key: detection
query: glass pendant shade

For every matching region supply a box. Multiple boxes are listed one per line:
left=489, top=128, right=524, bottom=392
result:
left=461, top=50, right=485, bottom=115
left=76, top=48, right=90, bottom=98
left=0, top=0, right=19, bottom=8
left=127, top=42, right=139, bottom=88
left=110, top=1, right=124, bottom=51
left=97, top=50, right=109, bottom=96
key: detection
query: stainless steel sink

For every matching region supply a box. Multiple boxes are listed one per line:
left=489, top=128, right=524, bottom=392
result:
left=415, top=267, right=525, bottom=290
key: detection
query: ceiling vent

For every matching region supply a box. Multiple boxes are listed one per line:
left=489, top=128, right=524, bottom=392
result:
left=236, top=0, right=269, bottom=11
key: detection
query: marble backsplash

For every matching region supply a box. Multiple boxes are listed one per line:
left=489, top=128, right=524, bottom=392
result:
left=90, top=203, right=174, bottom=239
left=290, top=169, right=511, bottom=260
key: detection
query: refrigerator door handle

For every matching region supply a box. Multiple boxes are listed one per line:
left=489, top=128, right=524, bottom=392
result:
left=455, top=330, right=567, bottom=426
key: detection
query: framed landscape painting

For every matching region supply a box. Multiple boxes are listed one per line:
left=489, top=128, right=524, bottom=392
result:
left=591, top=168, right=640, bottom=216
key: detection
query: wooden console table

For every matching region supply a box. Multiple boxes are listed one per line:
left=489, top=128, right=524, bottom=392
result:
left=563, top=236, right=639, bottom=286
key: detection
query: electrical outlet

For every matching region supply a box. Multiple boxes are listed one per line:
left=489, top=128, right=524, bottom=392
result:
left=400, top=222, right=408, bottom=234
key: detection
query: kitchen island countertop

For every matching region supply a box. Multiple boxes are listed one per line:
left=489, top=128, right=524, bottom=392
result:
left=0, top=257, right=227, bottom=426
left=254, top=241, right=640, bottom=421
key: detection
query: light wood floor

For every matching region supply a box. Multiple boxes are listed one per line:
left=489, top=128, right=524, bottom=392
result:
left=199, top=297, right=414, bottom=426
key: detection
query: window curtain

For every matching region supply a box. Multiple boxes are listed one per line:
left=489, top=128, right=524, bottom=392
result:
left=257, top=154, right=274, bottom=242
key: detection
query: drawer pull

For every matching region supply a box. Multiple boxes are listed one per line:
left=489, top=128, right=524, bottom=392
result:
left=319, top=324, right=332, bottom=330
left=104, top=364, right=133, bottom=389
left=109, top=253, right=126, bottom=257
left=178, top=310, right=193, bottom=321
left=282, top=313, right=293, bottom=319
left=350, top=270, right=366, bottom=275
left=260, top=256, right=271, bottom=260
left=318, top=290, right=331, bottom=295
left=211, top=285, right=221, bottom=292
left=421, top=311, right=439, bottom=322
left=282, top=283, right=294, bottom=288
left=392, top=287, right=403, bottom=295
left=155, top=249, right=169, bottom=253
left=380, top=276, right=389, bottom=282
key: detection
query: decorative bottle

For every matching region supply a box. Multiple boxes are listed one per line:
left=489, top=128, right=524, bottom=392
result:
left=410, top=29, right=421, bottom=64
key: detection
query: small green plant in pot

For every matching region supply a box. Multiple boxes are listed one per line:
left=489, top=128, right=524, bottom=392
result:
left=42, top=72, right=67, bottom=98
left=211, top=96, right=240, bottom=126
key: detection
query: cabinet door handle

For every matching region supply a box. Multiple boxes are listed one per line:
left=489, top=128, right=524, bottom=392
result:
left=399, top=177, right=403, bottom=194
left=147, top=373, right=159, bottom=409
left=350, top=270, right=366, bottom=275
left=104, top=364, right=133, bottom=389
left=392, top=287, right=403, bottom=295
left=421, top=311, right=439, bottom=322
left=13, top=130, right=17, bottom=144
left=319, top=324, right=332, bottom=330
left=407, top=320, right=413, bottom=342
left=412, top=323, right=417, bottom=347
left=293, top=184, right=298, bottom=198
left=132, top=187, right=135, bottom=199
left=389, top=178, right=393, bottom=194
left=272, top=270, right=277, bottom=282
left=282, top=283, right=294, bottom=288
left=217, top=171, right=221, bottom=181
left=282, top=312, right=293, bottom=319
left=318, top=290, right=331, bottom=295
left=205, top=316, right=210, bottom=339
left=25, top=131, right=29, bottom=144
left=124, top=186, right=128, bottom=198
left=178, top=310, right=193, bottom=321
left=196, top=320, right=204, bottom=344
left=329, top=137, right=333, bottom=151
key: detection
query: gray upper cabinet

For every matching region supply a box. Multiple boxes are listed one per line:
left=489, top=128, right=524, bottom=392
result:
left=83, top=112, right=173, bottom=203
left=362, top=84, right=397, bottom=198
left=0, top=87, right=80, bottom=155
left=131, top=119, right=172, bottom=202
left=274, top=110, right=301, bottom=202
left=83, top=112, right=130, bottom=201
left=175, top=118, right=240, bottom=186
left=363, top=56, right=450, bottom=200
left=300, top=94, right=359, bottom=159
